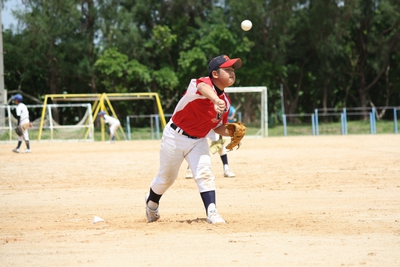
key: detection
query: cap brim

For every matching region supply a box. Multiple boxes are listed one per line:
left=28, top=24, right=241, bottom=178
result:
left=219, top=58, right=242, bottom=69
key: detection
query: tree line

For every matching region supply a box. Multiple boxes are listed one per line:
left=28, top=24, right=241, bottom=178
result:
left=3, top=0, right=400, bottom=125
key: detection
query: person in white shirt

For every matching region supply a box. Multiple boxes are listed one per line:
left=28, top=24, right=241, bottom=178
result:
left=185, top=129, right=235, bottom=178
left=11, top=94, right=32, bottom=153
left=98, top=111, right=121, bottom=143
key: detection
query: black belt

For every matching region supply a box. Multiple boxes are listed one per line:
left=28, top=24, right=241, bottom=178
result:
left=170, top=123, right=199, bottom=139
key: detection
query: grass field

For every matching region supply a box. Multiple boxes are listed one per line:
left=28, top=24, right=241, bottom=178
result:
left=117, top=120, right=399, bottom=141
left=1, top=120, right=398, bottom=142
left=267, top=120, right=399, bottom=137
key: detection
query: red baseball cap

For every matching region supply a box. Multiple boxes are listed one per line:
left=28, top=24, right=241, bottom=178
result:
left=208, top=55, right=242, bottom=76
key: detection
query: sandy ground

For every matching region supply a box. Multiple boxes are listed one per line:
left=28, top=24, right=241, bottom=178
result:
left=0, top=135, right=399, bottom=267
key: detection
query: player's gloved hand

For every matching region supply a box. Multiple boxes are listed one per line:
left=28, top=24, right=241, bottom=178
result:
left=225, top=122, right=246, bottom=151
left=210, top=137, right=225, bottom=154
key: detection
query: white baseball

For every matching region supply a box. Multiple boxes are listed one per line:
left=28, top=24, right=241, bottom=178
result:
left=241, top=20, right=252, bottom=31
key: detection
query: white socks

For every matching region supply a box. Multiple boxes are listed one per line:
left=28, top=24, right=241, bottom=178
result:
left=207, top=203, right=217, bottom=214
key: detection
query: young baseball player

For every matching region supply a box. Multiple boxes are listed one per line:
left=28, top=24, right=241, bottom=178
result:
left=98, top=111, right=121, bottom=143
left=145, top=54, right=242, bottom=224
left=11, top=94, right=32, bottom=153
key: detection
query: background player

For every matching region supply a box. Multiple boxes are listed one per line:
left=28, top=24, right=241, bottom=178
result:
left=185, top=128, right=236, bottom=178
left=11, top=94, right=32, bottom=153
left=228, top=105, right=236, bottom=123
left=98, top=111, right=121, bottom=143
left=145, top=54, right=242, bottom=224
left=219, top=104, right=237, bottom=176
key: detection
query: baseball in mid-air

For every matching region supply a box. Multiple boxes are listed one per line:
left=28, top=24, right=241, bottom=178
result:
left=241, top=20, right=252, bottom=31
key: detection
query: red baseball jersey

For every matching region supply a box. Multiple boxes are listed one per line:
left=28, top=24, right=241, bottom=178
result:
left=171, top=77, right=231, bottom=138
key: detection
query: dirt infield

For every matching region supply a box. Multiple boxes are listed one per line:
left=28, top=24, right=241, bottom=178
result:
left=1, top=135, right=399, bottom=266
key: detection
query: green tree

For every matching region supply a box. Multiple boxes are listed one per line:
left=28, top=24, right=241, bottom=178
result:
left=343, top=0, right=400, bottom=116
left=3, top=0, right=400, bottom=127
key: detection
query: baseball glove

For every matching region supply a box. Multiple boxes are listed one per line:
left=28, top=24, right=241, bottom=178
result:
left=15, top=125, right=23, bottom=136
left=209, top=136, right=225, bottom=154
left=225, top=122, right=246, bottom=151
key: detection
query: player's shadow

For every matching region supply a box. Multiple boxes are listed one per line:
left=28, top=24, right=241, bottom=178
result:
left=177, top=218, right=207, bottom=224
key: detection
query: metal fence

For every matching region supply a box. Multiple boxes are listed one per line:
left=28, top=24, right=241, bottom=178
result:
left=282, top=106, right=399, bottom=136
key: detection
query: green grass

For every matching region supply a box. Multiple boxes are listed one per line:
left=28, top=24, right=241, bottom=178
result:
left=1, top=120, right=398, bottom=142
left=126, top=120, right=398, bottom=140
left=267, top=120, right=399, bottom=137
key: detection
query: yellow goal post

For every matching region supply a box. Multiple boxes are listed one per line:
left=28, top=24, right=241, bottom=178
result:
left=37, top=92, right=166, bottom=141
